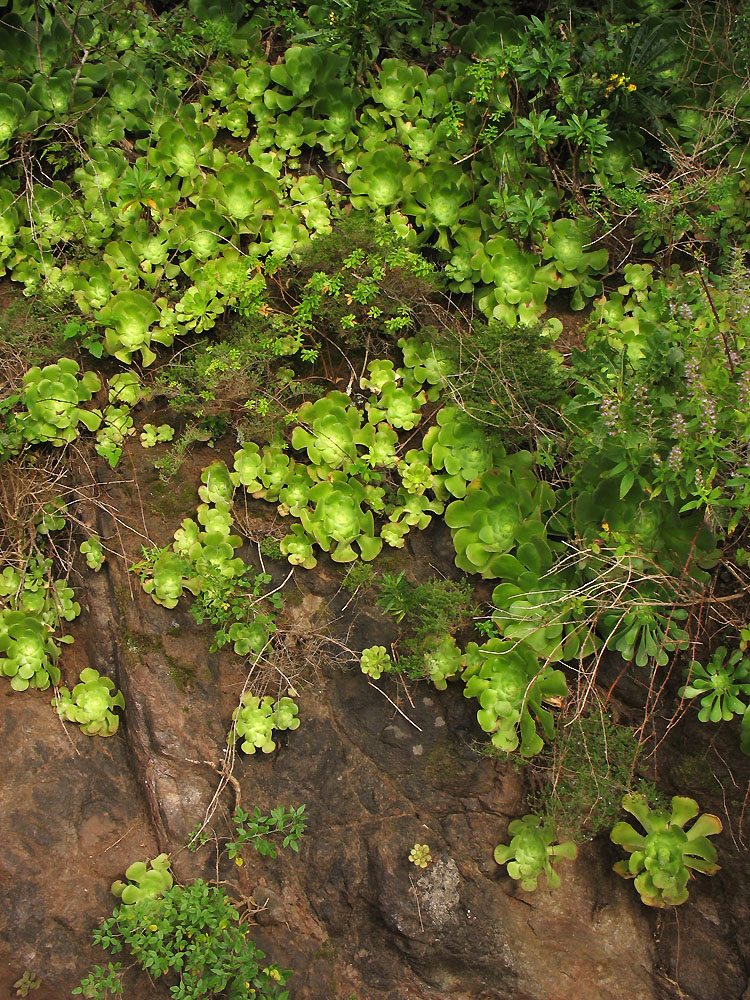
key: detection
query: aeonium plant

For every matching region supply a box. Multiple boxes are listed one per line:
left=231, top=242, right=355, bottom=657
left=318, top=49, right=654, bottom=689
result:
left=494, top=815, right=577, bottom=891
left=611, top=794, right=722, bottom=907
left=111, top=854, right=173, bottom=905
left=52, top=667, right=125, bottom=737
left=679, top=646, right=750, bottom=722
left=18, top=358, right=102, bottom=447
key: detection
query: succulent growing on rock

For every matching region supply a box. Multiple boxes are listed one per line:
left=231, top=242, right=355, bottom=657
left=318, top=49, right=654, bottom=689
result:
left=461, top=638, right=567, bottom=756
left=80, top=536, right=105, bottom=572
left=679, top=646, right=750, bottom=723
left=494, top=815, right=577, bottom=890
left=52, top=667, right=125, bottom=737
left=0, top=609, right=62, bottom=691
left=299, top=478, right=382, bottom=563
left=360, top=645, right=393, bottom=679
left=611, top=794, right=722, bottom=907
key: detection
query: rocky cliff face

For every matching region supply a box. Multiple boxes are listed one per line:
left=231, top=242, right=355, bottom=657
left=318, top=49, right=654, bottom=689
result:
left=1, top=449, right=748, bottom=1000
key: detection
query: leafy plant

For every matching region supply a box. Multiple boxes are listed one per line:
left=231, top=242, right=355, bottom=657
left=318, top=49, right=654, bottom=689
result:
left=611, top=794, right=722, bottom=907
left=408, top=843, right=432, bottom=868
left=494, top=815, right=577, bottom=891
left=531, top=714, right=666, bottom=840
left=111, top=854, right=174, bottom=906
left=83, top=880, right=290, bottom=999
left=52, top=668, right=125, bottom=737
left=360, top=644, right=392, bottom=679
left=225, top=804, right=307, bottom=861
left=80, top=536, right=105, bottom=572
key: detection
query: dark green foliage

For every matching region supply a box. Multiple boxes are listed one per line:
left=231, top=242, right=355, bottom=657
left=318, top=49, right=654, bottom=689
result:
left=376, top=571, right=475, bottom=677
left=80, top=882, right=290, bottom=1000
left=449, top=320, right=566, bottom=447
left=531, top=713, right=667, bottom=840
left=278, top=215, right=439, bottom=348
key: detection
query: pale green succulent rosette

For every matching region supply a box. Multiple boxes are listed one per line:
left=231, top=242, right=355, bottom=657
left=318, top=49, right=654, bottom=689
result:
left=611, top=794, right=722, bottom=907
left=53, top=667, right=125, bottom=737
left=494, top=815, right=577, bottom=890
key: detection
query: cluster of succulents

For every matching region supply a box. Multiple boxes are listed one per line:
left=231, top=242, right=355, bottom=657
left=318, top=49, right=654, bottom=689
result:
left=461, top=638, right=568, bottom=756
left=229, top=694, right=300, bottom=755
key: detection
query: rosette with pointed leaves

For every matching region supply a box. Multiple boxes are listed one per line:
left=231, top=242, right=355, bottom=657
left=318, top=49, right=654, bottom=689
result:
left=52, top=667, right=125, bottom=737
left=445, top=457, right=555, bottom=578
left=111, top=854, right=173, bottom=906
left=611, top=794, right=722, bottom=907
left=422, top=407, right=501, bottom=499
left=679, top=646, right=750, bottom=723
left=597, top=589, right=689, bottom=668
left=292, top=391, right=371, bottom=472
left=18, top=358, right=102, bottom=447
left=299, top=478, right=382, bottom=563
left=360, top=645, right=393, bottom=679
left=0, top=609, right=62, bottom=691
left=461, top=638, right=567, bottom=756
left=494, top=815, right=577, bottom=891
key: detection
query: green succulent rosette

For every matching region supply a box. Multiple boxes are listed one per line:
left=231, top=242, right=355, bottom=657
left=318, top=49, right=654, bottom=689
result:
left=679, top=646, right=750, bottom=723
left=494, top=815, right=577, bottom=890
left=611, top=794, right=722, bottom=907
left=444, top=457, right=555, bottom=578
left=111, top=854, right=173, bottom=905
left=461, top=638, right=567, bottom=756
left=53, top=667, right=125, bottom=736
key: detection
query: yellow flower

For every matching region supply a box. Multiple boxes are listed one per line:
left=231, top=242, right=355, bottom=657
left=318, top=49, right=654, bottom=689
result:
left=627, top=83, right=637, bottom=92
